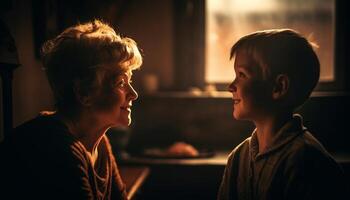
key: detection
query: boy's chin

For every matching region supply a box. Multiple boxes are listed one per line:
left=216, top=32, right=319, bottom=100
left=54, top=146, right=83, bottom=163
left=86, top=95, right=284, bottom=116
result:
left=232, top=111, right=239, bottom=119
left=233, top=112, right=244, bottom=120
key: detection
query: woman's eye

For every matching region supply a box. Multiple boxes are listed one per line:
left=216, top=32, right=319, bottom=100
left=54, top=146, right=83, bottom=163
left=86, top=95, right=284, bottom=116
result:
left=116, top=79, right=126, bottom=88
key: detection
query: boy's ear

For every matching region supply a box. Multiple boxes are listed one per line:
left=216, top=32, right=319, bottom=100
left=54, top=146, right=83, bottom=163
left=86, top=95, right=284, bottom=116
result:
left=73, top=81, right=92, bottom=106
left=272, top=74, right=289, bottom=100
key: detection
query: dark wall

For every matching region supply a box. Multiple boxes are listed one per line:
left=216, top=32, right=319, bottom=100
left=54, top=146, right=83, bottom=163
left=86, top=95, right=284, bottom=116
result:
left=298, top=95, right=350, bottom=153
left=127, top=94, right=350, bottom=154
left=2, top=1, right=349, bottom=154
left=0, top=0, right=174, bottom=141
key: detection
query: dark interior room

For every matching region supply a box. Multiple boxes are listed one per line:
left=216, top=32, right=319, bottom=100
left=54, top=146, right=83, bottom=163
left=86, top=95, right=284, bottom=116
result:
left=1, top=0, right=349, bottom=199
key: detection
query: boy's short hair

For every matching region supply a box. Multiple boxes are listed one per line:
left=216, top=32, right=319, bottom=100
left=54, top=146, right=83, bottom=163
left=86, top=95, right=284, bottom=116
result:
left=41, top=20, right=142, bottom=117
left=230, top=29, right=320, bottom=109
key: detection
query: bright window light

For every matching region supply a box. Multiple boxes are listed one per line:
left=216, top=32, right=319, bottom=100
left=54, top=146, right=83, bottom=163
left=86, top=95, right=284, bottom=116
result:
left=206, top=0, right=335, bottom=83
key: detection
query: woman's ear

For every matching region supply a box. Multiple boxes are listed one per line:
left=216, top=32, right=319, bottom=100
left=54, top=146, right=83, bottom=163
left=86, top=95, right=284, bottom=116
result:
left=272, top=74, right=289, bottom=100
left=73, top=81, right=92, bottom=106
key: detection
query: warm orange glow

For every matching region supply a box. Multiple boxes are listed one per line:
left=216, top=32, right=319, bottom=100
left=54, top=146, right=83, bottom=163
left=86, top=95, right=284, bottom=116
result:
left=206, top=0, right=335, bottom=83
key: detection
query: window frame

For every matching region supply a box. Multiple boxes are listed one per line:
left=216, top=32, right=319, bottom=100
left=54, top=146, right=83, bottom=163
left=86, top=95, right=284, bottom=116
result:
left=173, top=0, right=349, bottom=94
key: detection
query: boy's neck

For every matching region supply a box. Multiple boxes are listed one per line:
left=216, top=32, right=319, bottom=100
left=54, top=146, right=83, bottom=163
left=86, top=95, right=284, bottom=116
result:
left=254, top=111, right=293, bottom=153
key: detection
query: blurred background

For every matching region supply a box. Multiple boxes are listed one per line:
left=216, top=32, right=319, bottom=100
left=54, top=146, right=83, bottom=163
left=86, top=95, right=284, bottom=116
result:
left=1, top=0, right=349, bottom=199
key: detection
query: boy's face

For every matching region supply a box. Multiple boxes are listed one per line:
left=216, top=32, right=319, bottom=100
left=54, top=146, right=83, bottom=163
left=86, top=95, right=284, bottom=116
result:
left=228, top=51, right=274, bottom=121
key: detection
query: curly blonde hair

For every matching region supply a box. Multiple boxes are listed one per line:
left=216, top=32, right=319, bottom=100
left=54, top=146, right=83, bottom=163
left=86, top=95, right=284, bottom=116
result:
left=41, top=20, right=142, bottom=117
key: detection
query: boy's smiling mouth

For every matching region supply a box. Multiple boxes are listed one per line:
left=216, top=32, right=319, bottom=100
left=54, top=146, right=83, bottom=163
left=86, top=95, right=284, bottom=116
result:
left=233, top=99, right=241, bottom=104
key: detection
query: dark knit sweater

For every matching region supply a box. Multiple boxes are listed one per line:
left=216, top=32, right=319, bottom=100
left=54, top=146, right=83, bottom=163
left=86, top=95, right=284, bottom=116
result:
left=0, top=114, right=127, bottom=200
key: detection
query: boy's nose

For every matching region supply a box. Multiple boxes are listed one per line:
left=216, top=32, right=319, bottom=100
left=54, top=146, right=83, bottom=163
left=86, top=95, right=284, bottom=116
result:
left=228, top=81, right=236, bottom=93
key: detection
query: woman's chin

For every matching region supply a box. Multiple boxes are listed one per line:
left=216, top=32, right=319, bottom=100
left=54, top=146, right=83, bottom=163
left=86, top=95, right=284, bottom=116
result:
left=120, top=117, right=131, bottom=127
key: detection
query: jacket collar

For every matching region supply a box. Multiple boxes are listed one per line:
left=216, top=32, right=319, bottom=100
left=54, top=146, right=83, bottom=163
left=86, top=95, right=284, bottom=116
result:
left=249, top=114, right=307, bottom=161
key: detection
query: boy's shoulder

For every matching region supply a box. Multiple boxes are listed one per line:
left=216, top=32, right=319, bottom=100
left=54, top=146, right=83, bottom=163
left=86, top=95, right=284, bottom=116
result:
left=287, top=131, right=347, bottom=194
left=227, top=137, right=252, bottom=161
left=291, top=130, right=331, bottom=158
left=285, top=130, right=341, bottom=171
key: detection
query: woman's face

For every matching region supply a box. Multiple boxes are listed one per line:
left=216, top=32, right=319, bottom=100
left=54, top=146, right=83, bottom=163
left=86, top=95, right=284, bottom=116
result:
left=93, top=69, right=138, bottom=127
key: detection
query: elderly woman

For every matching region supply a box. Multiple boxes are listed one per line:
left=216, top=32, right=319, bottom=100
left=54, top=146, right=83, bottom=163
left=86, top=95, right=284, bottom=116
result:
left=0, top=20, right=142, bottom=200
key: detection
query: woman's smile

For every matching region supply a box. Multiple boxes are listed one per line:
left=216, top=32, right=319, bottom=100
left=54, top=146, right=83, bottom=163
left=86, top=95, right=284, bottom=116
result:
left=120, top=104, right=132, bottom=112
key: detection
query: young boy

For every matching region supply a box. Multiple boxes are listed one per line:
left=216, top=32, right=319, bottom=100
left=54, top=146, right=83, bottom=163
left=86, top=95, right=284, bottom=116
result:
left=217, top=29, right=347, bottom=200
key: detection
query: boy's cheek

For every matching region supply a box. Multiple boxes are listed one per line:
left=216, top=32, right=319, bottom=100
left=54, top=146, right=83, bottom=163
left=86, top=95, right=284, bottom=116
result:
left=249, top=83, right=273, bottom=104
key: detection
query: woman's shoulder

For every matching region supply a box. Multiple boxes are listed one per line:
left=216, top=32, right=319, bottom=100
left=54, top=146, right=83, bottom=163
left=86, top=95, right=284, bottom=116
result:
left=9, top=113, right=88, bottom=162
left=14, top=112, right=66, bottom=134
left=12, top=114, right=67, bottom=144
left=2, top=114, right=91, bottom=180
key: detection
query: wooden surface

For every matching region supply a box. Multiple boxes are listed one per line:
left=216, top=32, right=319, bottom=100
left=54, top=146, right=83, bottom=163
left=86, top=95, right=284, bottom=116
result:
left=121, top=150, right=350, bottom=166
left=120, top=151, right=230, bottom=166
left=119, top=166, right=150, bottom=200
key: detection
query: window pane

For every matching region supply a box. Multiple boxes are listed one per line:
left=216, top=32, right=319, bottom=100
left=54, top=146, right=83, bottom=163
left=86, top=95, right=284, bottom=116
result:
left=205, top=0, right=335, bottom=83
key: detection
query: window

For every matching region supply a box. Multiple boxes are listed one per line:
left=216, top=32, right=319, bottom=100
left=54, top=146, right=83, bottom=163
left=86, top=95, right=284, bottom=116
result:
left=206, top=0, right=335, bottom=84
left=174, top=0, right=347, bottom=93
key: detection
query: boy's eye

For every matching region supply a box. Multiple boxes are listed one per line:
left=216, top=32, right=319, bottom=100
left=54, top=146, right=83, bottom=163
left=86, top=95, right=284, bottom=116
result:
left=238, top=72, right=246, bottom=78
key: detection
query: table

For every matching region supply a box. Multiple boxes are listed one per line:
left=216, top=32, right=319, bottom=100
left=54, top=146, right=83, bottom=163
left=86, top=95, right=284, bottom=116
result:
left=119, top=166, right=150, bottom=200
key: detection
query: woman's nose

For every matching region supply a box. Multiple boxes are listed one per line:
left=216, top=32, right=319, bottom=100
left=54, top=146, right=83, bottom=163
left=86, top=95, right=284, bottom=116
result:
left=129, top=85, right=138, bottom=100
